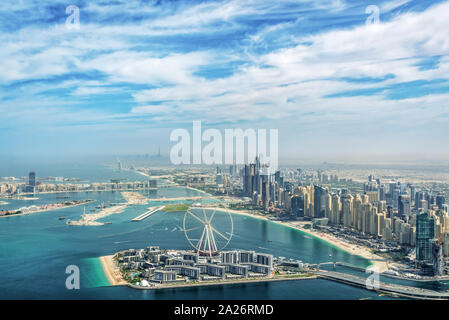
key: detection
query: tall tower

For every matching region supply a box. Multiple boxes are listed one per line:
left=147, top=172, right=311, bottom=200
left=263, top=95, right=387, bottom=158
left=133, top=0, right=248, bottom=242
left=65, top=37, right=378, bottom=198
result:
left=28, top=171, right=36, bottom=186
left=416, top=212, right=435, bottom=263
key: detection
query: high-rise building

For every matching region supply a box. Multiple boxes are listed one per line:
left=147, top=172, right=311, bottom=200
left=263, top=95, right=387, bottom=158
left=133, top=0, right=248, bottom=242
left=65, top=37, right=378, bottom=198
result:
left=420, top=200, right=429, bottom=211
left=343, top=195, right=353, bottom=227
left=243, top=163, right=255, bottom=197
left=416, top=212, right=435, bottom=263
left=392, top=187, right=401, bottom=209
left=365, top=191, right=379, bottom=203
left=28, top=171, right=36, bottom=186
left=216, top=173, right=223, bottom=186
left=331, top=194, right=341, bottom=225
left=229, top=165, right=235, bottom=176
left=398, top=195, right=411, bottom=218
left=436, top=193, right=446, bottom=210
left=433, top=241, right=445, bottom=276
left=409, top=185, right=416, bottom=203
left=291, top=195, right=305, bottom=217
left=313, top=186, right=327, bottom=218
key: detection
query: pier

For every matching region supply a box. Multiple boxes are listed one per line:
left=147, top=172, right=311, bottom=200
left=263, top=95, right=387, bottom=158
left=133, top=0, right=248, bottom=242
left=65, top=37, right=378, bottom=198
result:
left=148, top=196, right=207, bottom=202
left=132, top=206, right=165, bottom=221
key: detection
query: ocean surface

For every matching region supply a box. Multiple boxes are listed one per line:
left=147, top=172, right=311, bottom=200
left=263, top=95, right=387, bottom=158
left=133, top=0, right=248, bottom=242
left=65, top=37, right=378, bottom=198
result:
left=0, top=163, right=444, bottom=300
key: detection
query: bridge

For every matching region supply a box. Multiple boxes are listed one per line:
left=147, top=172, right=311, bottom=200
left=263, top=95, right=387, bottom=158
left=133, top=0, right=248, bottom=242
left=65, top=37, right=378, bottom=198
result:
left=310, top=261, right=369, bottom=272
left=312, top=269, right=449, bottom=300
left=147, top=196, right=208, bottom=202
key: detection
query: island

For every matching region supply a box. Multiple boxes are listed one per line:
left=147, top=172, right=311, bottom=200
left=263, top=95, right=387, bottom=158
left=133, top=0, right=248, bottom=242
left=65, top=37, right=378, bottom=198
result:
left=67, top=192, right=148, bottom=226
left=0, top=199, right=95, bottom=218
left=100, top=246, right=315, bottom=290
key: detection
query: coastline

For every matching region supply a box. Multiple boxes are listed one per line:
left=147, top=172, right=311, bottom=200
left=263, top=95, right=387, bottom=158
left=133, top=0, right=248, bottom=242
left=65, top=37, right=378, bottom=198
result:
left=200, top=206, right=389, bottom=273
left=68, top=191, right=147, bottom=226
left=126, top=275, right=318, bottom=290
left=98, top=252, right=317, bottom=289
left=99, top=255, right=126, bottom=286
left=67, top=204, right=127, bottom=226
left=0, top=200, right=95, bottom=219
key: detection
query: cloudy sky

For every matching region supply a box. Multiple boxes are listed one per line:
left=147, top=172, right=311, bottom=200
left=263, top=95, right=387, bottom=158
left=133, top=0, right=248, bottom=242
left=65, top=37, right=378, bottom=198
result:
left=1, top=0, right=448, bottom=163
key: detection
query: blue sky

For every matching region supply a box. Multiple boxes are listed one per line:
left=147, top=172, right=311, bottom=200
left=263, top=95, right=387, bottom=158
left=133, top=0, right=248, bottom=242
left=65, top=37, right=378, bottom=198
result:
left=1, top=0, right=449, bottom=163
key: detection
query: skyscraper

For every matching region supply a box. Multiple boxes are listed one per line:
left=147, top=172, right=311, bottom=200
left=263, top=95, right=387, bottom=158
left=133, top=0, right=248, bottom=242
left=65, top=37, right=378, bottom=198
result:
left=291, top=195, right=305, bottom=218
left=398, top=195, right=411, bottom=218
left=343, top=195, right=353, bottom=227
left=331, top=194, right=341, bottom=225
left=416, top=212, right=435, bottom=263
left=313, top=186, right=327, bottom=218
left=436, top=193, right=446, bottom=210
left=28, top=171, right=36, bottom=186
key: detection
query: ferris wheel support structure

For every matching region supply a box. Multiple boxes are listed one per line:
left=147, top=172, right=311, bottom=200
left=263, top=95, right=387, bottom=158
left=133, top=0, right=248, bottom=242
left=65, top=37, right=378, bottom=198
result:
left=183, top=207, right=233, bottom=256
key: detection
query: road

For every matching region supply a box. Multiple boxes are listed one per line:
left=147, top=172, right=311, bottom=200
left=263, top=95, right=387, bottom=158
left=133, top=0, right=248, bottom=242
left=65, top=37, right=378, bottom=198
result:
left=313, top=269, right=449, bottom=300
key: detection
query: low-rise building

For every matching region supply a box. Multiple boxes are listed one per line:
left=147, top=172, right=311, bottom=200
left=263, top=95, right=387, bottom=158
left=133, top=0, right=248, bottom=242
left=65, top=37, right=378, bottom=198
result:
left=154, top=270, right=177, bottom=282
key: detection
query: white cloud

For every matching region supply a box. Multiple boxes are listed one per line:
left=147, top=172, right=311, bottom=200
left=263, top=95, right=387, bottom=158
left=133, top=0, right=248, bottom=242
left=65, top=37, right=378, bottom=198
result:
left=130, top=105, right=175, bottom=114
left=381, top=0, right=412, bottom=12
left=1, top=0, right=449, bottom=159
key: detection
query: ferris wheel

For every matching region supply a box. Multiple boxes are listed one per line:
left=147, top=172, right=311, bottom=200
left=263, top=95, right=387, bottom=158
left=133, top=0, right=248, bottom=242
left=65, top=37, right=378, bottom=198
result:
left=183, top=207, right=233, bottom=256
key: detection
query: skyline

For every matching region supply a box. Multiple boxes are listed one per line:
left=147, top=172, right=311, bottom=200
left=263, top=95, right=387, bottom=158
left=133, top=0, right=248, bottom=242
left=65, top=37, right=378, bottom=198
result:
left=1, top=0, right=449, bottom=162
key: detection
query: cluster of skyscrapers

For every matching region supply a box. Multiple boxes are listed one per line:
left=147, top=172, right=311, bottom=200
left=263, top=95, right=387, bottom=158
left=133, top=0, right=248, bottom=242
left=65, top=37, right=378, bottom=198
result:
left=241, top=159, right=448, bottom=276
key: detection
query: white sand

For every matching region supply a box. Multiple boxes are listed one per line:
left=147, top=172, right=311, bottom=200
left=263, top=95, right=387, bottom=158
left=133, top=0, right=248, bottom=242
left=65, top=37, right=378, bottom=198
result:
left=100, top=255, right=126, bottom=286
left=121, top=192, right=148, bottom=205
left=67, top=191, right=146, bottom=226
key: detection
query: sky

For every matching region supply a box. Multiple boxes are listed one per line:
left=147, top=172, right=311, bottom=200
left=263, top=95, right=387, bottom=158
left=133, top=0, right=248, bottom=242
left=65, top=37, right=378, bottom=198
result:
left=1, top=0, right=449, bottom=164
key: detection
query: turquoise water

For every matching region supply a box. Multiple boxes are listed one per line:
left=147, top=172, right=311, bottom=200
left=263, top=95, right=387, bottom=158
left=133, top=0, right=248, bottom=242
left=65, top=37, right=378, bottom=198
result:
left=0, top=163, right=414, bottom=299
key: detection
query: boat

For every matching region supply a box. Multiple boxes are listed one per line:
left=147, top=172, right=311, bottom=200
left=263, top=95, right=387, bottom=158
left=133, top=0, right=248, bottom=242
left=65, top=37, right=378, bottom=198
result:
left=268, top=240, right=273, bottom=242
left=58, top=216, right=66, bottom=220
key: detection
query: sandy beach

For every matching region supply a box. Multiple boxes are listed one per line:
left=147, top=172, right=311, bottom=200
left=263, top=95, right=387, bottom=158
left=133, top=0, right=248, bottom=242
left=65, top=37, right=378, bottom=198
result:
left=99, top=255, right=126, bottom=286
left=121, top=192, right=148, bottom=205
left=67, top=204, right=127, bottom=226
left=67, top=191, right=147, bottom=226
left=200, top=206, right=389, bottom=273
